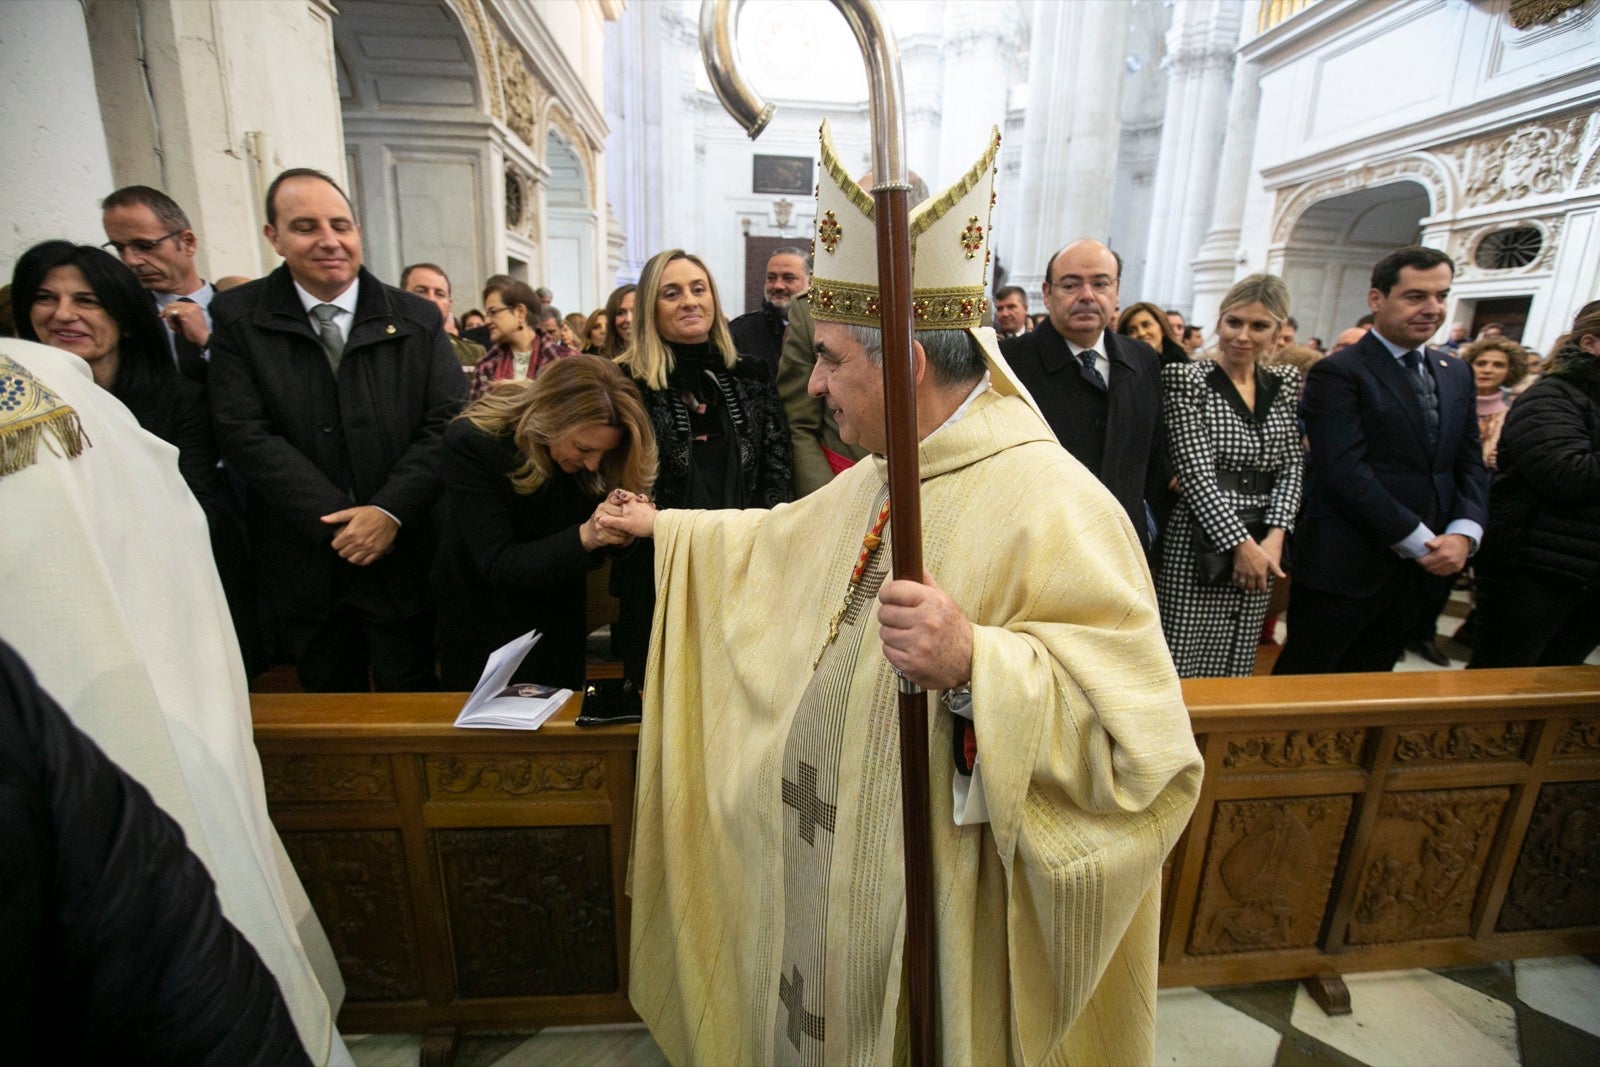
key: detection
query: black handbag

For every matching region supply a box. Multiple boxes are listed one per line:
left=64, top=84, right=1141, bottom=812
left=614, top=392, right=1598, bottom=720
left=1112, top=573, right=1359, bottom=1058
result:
left=1194, top=506, right=1269, bottom=587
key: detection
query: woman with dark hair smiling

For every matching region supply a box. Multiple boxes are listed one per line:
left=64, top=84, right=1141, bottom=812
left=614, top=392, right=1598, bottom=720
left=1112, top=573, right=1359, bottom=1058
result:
left=1118, top=300, right=1189, bottom=365
left=13, top=241, right=259, bottom=668
left=599, top=283, right=637, bottom=362
left=12, top=242, right=223, bottom=512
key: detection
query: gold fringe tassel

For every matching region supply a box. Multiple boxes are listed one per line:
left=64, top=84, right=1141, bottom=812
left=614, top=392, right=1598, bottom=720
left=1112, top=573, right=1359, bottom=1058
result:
left=0, top=406, right=89, bottom=478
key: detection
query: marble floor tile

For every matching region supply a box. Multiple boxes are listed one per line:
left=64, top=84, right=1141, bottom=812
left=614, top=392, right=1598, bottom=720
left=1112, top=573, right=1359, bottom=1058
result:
left=1291, top=970, right=1519, bottom=1067
left=490, top=1023, right=667, bottom=1067
left=1155, top=987, right=1283, bottom=1066
left=345, top=1032, right=420, bottom=1067
left=1515, top=956, right=1600, bottom=1039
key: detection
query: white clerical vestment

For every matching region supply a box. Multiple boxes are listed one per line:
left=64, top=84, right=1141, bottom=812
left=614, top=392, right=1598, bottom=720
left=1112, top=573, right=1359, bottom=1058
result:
left=0, top=339, right=351, bottom=1066
left=628, top=369, right=1203, bottom=1066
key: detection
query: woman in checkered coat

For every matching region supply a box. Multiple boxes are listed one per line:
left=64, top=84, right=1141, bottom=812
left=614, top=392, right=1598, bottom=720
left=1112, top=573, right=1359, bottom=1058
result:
left=1155, top=275, right=1304, bottom=677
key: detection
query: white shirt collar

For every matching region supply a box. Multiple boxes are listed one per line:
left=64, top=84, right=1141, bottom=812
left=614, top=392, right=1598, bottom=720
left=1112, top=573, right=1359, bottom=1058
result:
left=1064, top=332, right=1105, bottom=360
left=922, top=372, right=992, bottom=446
left=294, top=278, right=359, bottom=319
left=1370, top=328, right=1419, bottom=360
left=153, top=280, right=215, bottom=311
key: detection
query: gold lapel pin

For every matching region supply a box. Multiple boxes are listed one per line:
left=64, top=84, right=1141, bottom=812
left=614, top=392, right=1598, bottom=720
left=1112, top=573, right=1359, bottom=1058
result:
left=385, top=324, right=397, bottom=335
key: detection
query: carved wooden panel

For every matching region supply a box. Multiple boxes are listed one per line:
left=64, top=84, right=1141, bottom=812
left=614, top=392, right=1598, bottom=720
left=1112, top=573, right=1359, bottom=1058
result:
left=1346, top=788, right=1510, bottom=944
left=1555, top=719, right=1600, bottom=757
left=425, top=754, right=606, bottom=799
left=1220, top=730, right=1364, bottom=772
left=1187, top=796, right=1353, bottom=955
left=261, top=753, right=394, bottom=803
left=280, top=830, right=421, bottom=1000
left=434, top=826, right=617, bottom=997
left=1498, top=781, right=1600, bottom=932
left=1392, top=722, right=1530, bottom=763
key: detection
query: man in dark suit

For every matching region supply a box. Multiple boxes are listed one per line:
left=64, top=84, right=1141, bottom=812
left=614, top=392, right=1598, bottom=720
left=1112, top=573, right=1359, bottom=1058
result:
left=729, top=246, right=810, bottom=378
left=1274, top=246, right=1488, bottom=674
left=210, top=168, right=468, bottom=692
left=1001, top=239, right=1166, bottom=549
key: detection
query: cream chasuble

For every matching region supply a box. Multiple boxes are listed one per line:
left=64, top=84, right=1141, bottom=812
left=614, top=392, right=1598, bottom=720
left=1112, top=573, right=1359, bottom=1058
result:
left=0, top=340, right=351, bottom=1066
left=628, top=380, right=1203, bottom=1066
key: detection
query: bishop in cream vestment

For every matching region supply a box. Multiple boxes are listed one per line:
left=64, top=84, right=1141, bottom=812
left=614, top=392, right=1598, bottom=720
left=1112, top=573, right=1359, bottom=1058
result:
left=624, top=335, right=1203, bottom=1065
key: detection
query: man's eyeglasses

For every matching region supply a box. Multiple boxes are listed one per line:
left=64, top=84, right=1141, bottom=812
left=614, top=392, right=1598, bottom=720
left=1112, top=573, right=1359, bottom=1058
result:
left=1048, top=276, right=1116, bottom=295
left=102, top=230, right=185, bottom=257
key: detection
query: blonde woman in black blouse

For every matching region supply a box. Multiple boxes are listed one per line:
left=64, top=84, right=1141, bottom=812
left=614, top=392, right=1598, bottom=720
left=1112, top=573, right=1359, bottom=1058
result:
left=1156, top=274, right=1304, bottom=677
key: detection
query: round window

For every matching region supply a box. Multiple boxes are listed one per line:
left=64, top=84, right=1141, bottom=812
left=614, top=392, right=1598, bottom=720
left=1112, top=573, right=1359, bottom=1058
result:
left=1474, top=226, right=1542, bottom=270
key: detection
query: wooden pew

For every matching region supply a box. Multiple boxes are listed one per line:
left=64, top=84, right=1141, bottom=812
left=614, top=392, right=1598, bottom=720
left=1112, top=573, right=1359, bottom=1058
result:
left=253, top=667, right=1600, bottom=1039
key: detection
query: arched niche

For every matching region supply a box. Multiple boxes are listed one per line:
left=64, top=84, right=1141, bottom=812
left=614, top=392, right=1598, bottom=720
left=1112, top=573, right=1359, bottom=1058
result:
left=1274, top=180, right=1433, bottom=345
left=544, top=127, right=598, bottom=315
left=334, top=0, right=495, bottom=301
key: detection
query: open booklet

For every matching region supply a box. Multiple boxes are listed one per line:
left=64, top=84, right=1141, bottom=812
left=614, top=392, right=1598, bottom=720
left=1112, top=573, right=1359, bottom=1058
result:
left=454, top=629, right=574, bottom=730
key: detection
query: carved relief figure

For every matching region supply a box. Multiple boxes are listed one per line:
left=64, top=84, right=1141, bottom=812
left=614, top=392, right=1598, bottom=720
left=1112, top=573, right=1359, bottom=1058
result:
left=1348, top=788, right=1509, bottom=943
left=1189, top=796, right=1352, bottom=955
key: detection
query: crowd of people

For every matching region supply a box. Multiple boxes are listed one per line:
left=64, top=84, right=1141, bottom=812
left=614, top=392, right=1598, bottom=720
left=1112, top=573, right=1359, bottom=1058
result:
left=5, top=171, right=1597, bottom=696
left=9, top=133, right=1596, bottom=1066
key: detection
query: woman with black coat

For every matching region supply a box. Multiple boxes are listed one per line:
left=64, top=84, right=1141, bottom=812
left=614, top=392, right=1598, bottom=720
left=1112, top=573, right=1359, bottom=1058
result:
left=1470, top=304, right=1600, bottom=668
left=434, top=354, right=656, bottom=690
left=610, top=248, right=793, bottom=688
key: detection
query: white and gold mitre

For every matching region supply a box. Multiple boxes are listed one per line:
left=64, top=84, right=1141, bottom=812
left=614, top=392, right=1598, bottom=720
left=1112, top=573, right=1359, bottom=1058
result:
left=809, top=119, right=1001, bottom=330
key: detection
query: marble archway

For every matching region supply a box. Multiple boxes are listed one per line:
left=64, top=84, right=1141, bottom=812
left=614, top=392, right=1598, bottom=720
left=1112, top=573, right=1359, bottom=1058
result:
left=1274, top=180, right=1433, bottom=346
left=333, top=0, right=495, bottom=299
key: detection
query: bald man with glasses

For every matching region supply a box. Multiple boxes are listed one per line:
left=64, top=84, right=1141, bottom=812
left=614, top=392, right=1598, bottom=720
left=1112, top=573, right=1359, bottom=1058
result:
left=1000, top=239, right=1168, bottom=550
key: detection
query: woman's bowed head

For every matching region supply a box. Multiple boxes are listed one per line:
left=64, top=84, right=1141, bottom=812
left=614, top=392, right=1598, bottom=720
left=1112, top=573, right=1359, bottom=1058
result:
left=600, top=489, right=658, bottom=539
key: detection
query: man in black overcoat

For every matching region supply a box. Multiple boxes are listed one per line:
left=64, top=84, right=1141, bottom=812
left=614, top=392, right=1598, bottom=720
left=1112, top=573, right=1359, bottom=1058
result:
left=1001, top=239, right=1167, bottom=549
left=210, top=168, right=467, bottom=691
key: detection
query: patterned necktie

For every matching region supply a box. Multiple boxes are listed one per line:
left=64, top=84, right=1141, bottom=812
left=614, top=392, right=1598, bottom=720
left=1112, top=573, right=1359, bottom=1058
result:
left=1402, top=350, right=1438, bottom=447
left=312, top=303, right=345, bottom=375
left=1077, top=347, right=1107, bottom=391
left=172, top=296, right=208, bottom=383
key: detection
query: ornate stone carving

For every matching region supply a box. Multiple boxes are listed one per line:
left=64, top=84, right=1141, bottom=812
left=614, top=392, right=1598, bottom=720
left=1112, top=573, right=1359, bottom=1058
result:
left=1442, top=115, right=1589, bottom=206
left=261, top=753, right=394, bottom=803
left=1580, top=146, right=1600, bottom=191
left=1221, top=730, right=1363, bottom=771
left=1272, top=157, right=1450, bottom=245
left=426, top=754, right=606, bottom=798
left=1188, top=796, right=1352, bottom=955
left=1392, top=722, right=1530, bottom=763
left=498, top=37, right=537, bottom=147
left=1452, top=218, right=1564, bottom=280
left=451, top=0, right=502, bottom=121
left=1555, top=718, right=1600, bottom=755
left=1165, top=46, right=1235, bottom=78
left=1498, top=781, right=1600, bottom=931
left=1347, top=788, right=1510, bottom=944
left=434, top=826, right=617, bottom=996
left=1508, top=0, right=1588, bottom=30
left=280, top=830, right=421, bottom=1001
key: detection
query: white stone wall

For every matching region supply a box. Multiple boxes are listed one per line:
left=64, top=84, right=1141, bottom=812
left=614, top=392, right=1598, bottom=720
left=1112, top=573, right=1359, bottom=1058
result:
left=1, top=1, right=116, bottom=279
left=83, top=0, right=347, bottom=282
left=1216, top=0, right=1600, bottom=348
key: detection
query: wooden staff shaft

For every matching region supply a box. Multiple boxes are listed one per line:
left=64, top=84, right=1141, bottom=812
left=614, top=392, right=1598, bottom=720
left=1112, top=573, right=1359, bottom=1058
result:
left=874, top=185, right=936, bottom=1067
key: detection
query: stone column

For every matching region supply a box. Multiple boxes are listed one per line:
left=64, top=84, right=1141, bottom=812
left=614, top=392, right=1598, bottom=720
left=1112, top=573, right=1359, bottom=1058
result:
left=1008, top=0, right=1135, bottom=294
left=1139, top=0, right=1241, bottom=311
left=0, top=0, right=115, bottom=279
left=934, top=3, right=1023, bottom=190
left=1188, top=53, right=1263, bottom=333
